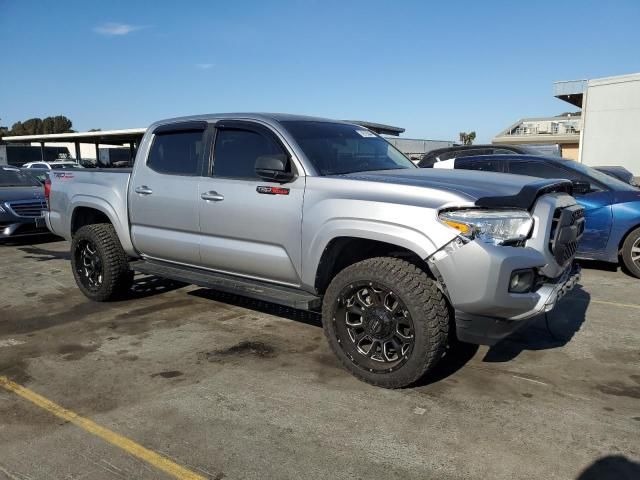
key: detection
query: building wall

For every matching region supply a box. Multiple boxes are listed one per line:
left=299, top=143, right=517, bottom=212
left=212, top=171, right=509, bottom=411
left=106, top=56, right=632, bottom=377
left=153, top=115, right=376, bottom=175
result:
left=580, top=73, right=640, bottom=174
left=384, top=137, right=455, bottom=160
left=560, top=143, right=580, bottom=160
left=30, top=141, right=127, bottom=160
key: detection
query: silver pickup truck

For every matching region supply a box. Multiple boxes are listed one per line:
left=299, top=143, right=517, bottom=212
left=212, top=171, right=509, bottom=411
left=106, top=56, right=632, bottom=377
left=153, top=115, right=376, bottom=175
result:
left=45, top=113, right=583, bottom=388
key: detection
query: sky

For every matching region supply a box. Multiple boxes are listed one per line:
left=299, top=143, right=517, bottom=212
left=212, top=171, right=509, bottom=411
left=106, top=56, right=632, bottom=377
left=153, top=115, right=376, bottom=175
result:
left=1, top=0, right=639, bottom=143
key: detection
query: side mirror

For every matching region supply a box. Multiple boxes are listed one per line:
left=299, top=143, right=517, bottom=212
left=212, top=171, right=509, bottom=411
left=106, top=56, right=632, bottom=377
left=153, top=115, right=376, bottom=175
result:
left=572, top=180, right=591, bottom=195
left=255, top=155, right=294, bottom=183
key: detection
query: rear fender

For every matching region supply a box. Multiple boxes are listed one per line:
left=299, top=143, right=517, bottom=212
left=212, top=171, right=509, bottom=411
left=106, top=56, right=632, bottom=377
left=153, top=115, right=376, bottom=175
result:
left=70, top=195, right=136, bottom=255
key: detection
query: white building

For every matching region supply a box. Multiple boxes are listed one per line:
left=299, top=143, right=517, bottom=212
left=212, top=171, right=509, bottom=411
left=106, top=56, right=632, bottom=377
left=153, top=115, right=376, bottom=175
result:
left=576, top=73, right=640, bottom=172
left=495, top=72, right=640, bottom=174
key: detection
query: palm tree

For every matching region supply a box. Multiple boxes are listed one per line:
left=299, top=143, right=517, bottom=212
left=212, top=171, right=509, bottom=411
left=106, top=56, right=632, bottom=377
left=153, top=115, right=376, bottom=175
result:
left=459, top=131, right=476, bottom=145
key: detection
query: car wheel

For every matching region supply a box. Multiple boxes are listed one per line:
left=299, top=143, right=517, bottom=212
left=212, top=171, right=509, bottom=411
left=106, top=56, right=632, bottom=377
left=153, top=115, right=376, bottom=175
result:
left=621, top=227, right=640, bottom=278
left=322, top=257, right=449, bottom=388
left=71, top=223, right=133, bottom=301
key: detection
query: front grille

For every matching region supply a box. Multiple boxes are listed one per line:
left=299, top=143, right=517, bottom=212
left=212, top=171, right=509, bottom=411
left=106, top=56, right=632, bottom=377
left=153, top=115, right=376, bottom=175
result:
left=549, top=205, right=585, bottom=266
left=6, top=199, right=47, bottom=218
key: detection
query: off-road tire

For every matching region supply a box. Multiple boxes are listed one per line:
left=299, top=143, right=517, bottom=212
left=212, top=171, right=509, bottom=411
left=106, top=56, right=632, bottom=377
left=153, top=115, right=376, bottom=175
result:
left=322, top=257, right=449, bottom=388
left=71, top=223, right=133, bottom=301
left=621, top=227, right=640, bottom=278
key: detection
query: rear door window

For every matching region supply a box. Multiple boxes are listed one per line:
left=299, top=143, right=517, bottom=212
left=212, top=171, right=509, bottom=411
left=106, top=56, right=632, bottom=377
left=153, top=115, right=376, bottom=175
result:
left=456, top=157, right=505, bottom=172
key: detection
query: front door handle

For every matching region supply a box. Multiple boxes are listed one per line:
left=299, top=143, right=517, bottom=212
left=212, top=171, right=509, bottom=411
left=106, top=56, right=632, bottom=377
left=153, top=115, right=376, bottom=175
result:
left=201, top=191, right=224, bottom=202
left=134, top=185, right=153, bottom=195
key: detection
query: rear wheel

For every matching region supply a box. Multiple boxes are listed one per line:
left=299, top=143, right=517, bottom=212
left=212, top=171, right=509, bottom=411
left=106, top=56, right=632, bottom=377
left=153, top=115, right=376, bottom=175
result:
left=621, top=227, right=640, bottom=278
left=71, top=223, right=133, bottom=301
left=322, top=257, right=449, bottom=388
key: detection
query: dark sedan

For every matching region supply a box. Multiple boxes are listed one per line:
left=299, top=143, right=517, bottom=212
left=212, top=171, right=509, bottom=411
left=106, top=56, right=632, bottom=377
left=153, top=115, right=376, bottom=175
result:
left=0, top=166, right=48, bottom=238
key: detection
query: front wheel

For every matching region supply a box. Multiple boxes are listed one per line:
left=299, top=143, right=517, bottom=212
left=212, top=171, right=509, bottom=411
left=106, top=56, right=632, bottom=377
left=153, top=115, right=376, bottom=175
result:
left=71, top=223, right=133, bottom=301
left=621, top=227, right=640, bottom=278
left=322, top=257, right=449, bottom=388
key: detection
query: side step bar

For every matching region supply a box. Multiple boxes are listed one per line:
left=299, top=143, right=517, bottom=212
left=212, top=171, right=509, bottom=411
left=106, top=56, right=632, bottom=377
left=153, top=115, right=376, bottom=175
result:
left=129, top=259, right=322, bottom=311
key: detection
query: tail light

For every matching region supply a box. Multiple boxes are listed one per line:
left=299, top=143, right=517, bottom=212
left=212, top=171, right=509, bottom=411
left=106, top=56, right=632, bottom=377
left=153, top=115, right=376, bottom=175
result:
left=44, top=177, right=51, bottom=210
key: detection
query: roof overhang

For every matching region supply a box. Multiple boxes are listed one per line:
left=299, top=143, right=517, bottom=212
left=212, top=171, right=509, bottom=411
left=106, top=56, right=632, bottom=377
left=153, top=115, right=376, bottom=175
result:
left=347, top=120, right=405, bottom=136
left=492, top=135, right=579, bottom=145
left=1, top=128, right=147, bottom=145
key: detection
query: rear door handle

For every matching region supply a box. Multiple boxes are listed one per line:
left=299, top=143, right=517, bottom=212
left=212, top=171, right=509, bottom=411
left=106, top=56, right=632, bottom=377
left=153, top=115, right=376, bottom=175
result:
left=201, top=191, right=224, bottom=202
left=134, top=185, right=153, bottom=195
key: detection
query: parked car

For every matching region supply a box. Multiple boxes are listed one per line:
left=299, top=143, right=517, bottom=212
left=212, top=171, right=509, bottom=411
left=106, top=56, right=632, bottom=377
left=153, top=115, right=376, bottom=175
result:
left=23, top=160, right=84, bottom=170
left=45, top=114, right=584, bottom=388
left=21, top=167, right=47, bottom=184
left=593, top=165, right=638, bottom=186
left=422, top=154, right=640, bottom=277
left=417, top=144, right=555, bottom=168
left=0, top=166, right=48, bottom=238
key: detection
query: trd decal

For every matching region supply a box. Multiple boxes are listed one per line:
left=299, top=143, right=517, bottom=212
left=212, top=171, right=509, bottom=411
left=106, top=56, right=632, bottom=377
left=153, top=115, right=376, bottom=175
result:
left=53, top=172, right=74, bottom=179
left=256, top=186, right=290, bottom=195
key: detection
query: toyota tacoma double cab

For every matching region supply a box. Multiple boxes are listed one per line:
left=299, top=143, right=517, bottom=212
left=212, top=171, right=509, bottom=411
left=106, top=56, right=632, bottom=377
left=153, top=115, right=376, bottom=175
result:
left=45, top=114, right=583, bottom=388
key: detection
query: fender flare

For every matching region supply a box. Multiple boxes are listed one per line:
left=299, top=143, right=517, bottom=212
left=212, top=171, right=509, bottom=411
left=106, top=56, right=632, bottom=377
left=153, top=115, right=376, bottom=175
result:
left=302, top=218, right=445, bottom=289
left=69, top=195, right=136, bottom=255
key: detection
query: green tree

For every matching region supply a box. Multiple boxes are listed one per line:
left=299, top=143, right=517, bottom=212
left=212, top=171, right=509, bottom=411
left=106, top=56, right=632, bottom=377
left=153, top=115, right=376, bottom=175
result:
left=0, top=118, right=8, bottom=139
left=459, top=131, right=476, bottom=145
left=52, top=115, right=73, bottom=133
left=4, top=115, right=74, bottom=136
left=42, top=117, right=55, bottom=134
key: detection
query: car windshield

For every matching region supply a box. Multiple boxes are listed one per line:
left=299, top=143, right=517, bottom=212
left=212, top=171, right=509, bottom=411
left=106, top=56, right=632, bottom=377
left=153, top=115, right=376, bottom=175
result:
left=565, top=160, right=638, bottom=191
left=0, top=167, right=42, bottom=187
left=281, top=121, right=415, bottom=175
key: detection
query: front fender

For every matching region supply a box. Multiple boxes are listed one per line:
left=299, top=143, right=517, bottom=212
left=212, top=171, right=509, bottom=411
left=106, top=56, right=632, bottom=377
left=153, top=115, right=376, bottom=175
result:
left=301, top=216, right=457, bottom=289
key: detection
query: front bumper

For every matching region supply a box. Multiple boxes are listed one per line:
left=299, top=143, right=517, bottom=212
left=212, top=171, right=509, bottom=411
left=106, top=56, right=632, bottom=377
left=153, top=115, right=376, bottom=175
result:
left=429, top=238, right=581, bottom=346
left=0, top=215, right=48, bottom=238
left=453, top=263, right=580, bottom=345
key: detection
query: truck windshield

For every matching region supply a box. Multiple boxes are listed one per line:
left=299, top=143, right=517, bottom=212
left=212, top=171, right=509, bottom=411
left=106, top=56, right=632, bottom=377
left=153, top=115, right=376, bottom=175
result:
left=281, top=121, right=415, bottom=175
left=0, top=167, right=42, bottom=187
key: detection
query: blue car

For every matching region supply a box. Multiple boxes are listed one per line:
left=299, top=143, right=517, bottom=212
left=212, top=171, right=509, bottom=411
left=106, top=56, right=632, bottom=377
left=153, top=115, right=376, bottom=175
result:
left=423, top=154, right=640, bottom=277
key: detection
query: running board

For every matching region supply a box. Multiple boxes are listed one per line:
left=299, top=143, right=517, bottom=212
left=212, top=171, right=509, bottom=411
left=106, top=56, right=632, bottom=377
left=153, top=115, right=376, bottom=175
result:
left=129, top=259, right=321, bottom=311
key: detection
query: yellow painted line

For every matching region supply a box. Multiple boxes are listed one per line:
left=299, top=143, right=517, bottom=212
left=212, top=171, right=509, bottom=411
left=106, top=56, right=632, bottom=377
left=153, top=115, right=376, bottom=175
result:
left=0, top=376, right=205, bottom=480
left=565, top=297, right=640, bottom=310
left=591, top=299, right=640, bottom=310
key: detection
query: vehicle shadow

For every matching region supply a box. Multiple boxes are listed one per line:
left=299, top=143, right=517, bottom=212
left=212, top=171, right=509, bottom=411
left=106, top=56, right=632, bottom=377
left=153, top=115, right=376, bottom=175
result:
left=17, top=244, right=71, bottom=261
left=124, top=274, right=188, bottom=300
left=579, top=259, right=619, bottom=273
left=187, top=288, right=322, bottom=328
left=482, top=285, right=590, bottom=363
left=0, top=233, right=62, bottom=247
left=576, top=455, right=640, bottom=480
left=414, top=340, right=480, bottom=387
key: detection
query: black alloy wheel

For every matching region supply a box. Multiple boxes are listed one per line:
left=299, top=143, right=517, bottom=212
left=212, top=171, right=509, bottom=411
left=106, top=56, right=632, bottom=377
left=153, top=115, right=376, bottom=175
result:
left=74, top=238, right=104, bottom=291
left=332, top=281, right=416, bottom=373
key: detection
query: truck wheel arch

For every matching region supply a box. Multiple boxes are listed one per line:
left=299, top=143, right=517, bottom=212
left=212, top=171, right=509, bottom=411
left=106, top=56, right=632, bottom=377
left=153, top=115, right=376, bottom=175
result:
left=68, top=198, right=136, bottom=256
left=71, top=207, right=111, bottom=235
left=313, top=236, right=432, bottom=295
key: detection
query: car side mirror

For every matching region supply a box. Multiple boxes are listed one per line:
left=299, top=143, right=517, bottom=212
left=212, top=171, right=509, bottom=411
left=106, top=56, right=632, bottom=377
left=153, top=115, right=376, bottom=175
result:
left=572, top=180, right=591, bottom=195
left=255, top=155, right=294, bottom=183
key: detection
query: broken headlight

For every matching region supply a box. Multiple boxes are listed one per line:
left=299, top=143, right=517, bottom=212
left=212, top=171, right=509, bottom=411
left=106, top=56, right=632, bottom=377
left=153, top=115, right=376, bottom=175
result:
left=438, top=208, right=533, bottom=245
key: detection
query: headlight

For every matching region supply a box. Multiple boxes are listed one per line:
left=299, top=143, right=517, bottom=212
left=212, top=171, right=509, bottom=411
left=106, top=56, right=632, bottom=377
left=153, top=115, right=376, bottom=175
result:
left=438, top=208, right=533, bottom=245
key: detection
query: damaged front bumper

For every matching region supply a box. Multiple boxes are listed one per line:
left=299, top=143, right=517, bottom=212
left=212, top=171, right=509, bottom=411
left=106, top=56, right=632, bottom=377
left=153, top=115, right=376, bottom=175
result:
left=429, top=238, right=581, bottom=346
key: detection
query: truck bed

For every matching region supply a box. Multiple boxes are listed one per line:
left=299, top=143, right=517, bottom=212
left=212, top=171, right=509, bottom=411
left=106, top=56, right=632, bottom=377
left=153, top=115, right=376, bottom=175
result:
left=46, top=168, right=136, bottom=254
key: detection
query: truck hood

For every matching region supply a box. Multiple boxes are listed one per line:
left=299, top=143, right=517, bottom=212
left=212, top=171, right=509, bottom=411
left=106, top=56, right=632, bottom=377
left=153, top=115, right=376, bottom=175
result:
left=339, top=169, right=572, bottom=209
left=0, top=186, right=45, bottom=203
